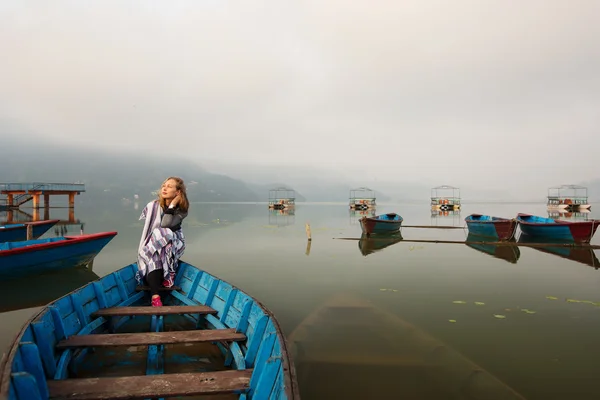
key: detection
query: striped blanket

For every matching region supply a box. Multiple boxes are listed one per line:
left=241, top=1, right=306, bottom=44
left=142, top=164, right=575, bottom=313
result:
left=136, top=200, right=186, bottom=284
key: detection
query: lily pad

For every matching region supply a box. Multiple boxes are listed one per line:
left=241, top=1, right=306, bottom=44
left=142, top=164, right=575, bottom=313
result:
left=493, top=314, right=506, bottom=319
left=566, top=299, right=581, bottom=303
left=453, top=301, right=467, bottom=304
left=546, top=296, right=558, bottom=300
left=474, top=302, right=485, bottom=306
left=521, top=309, right=536, bottom=314
left=448, top=319, right=457, bottom=323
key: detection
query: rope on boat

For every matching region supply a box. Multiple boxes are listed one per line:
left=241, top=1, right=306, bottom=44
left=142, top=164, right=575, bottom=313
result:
left=334, top=237, right=600, bottom=249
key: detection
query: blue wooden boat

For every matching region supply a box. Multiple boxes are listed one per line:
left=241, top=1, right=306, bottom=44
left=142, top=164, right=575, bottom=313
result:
left=0, top=261, right=300, bottom=399
left=516, top=213, right=600, bottom=243
left=465, top=214, right=517, bottom=241
left=0, top=220, right=59, bottom=242
left=359, top=213, right=403, bottom=236
left=0, top=232, right=117, bottom=278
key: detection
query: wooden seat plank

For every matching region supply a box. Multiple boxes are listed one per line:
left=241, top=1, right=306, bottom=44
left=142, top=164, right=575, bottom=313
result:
left=92, top=306, right=217, bottom=317
left=56, top=329, right=245, bottom=349
left=135, top=285, right=181, bottom=292
left=48, top=369, right=252, bottom=400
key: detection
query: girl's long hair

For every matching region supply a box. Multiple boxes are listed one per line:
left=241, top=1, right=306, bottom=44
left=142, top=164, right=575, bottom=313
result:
left=158, top=176, right=189, bottom=212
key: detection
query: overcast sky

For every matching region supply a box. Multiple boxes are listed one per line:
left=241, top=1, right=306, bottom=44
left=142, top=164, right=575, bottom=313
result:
left=1, top=1, right=599, bottom=194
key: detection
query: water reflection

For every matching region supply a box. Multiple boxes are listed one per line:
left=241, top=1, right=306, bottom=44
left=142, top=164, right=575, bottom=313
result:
left=289, top=292, right=527, bottom=399
left=0, top=266, right=99, bottom=313
left=518, top=234, right=600, bottom=270
left=358, top=232, right=404, bottom=256
left=548, top=210, right=591, bottom=221
left=349, top=209, right=376, bottom=225
left=464, top=233, right=520, bottom=264
left=430, top=209, right=462, bottom=227
left=0, top=208, right=84, bottom=236
left=268, top=208, right=296, bottom=226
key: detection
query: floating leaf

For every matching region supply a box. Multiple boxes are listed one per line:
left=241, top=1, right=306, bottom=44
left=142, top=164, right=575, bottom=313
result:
left=474, top=302, right=485, bottom=306
left=448, top=319, right=457, bottom=323
left=523, top=310, right=537, bottom=314
left=453, top=301, right=467, bottom=304
left=391, top=289, right=398, bottom=292
left=379, top=289, right=388, bottom=292
left=546, top=296, right=558, bottom=300
left=504, top=308, right=512, bottom=312
left=493, top=314, right=506, bottom=319
left=566, top=299, right=581, bottom=303
left=581, top=300, right=594, bottom=304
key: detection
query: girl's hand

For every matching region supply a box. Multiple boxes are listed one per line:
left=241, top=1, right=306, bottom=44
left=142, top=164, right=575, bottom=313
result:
left=171, top=194, right=181, bottom=207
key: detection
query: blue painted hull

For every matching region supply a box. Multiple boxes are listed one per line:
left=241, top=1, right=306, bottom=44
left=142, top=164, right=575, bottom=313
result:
left=360, top=213, right=403, bottom=235
left=517, top=213, right=600, bottom=243
left=0, top=220, right=59, bottom=242
left=0, top=232, right=117, bottom=278
left=464, top=214, right=517, bottom=241
left=0, top=262, right=299, bottom=400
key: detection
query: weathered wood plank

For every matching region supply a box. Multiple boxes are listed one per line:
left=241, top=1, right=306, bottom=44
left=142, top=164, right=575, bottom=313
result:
left=135, top=285, right=181, bottom=292
left=92, top=305, right=217, bottom=317
left=48, top=369, right=252, bottom=400
left=56, top=329, right=246, bottom=349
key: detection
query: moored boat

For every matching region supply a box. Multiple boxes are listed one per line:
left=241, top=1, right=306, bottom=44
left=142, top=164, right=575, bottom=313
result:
left=287, top=292, right=526, bottom=399
left=516, top=213, right=600, bottom=243
left=0, top=220, right=59, bottom=242
left=0, top=232, right=117, bottom=278
left=0, top=261, right=300, bottom=399
left=359, top=213, right=403, bottom=236
left=465, top=214, right=517, bottom=241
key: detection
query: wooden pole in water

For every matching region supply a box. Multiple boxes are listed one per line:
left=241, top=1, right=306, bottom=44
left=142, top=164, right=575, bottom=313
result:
left=305, top=222, right=312, bottom=241
left=26, top=223, right=33, bottom=240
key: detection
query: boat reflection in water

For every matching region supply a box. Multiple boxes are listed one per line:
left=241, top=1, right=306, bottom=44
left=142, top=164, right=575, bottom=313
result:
left=430, top=209, right=462, bottom=227
left=518, top=234, right=600, bottom=270
left=0, top=266, right=99, bottom=313
left=358, top=231, right=404, bottom=256
left=349, top=209, right=376, bottom=225
left=288, top=292, right=527, bottom=399
left=547, top=210, right=591, bottom=221
left=465, top=233, right=521, bottom=264
left=268, top=208, right=296, bottom=227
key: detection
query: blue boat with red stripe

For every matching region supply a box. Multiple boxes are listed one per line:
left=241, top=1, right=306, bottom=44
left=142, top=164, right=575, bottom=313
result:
left=465, top=214, right=518, bottom=241
left=516, top=213, right=600, bottom=243
left=0, top=261, right=299, bottom=400
left=0, top=232, right=117, bottom=278
left=359, top=213, right=403, bottom=236
left=0, top=220, right=59, bottom=242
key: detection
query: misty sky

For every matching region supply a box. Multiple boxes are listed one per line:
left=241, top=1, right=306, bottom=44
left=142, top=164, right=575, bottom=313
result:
left=1, top=1, right=599, bottom=194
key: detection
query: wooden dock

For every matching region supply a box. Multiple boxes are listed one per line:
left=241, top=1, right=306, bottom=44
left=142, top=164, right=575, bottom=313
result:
left=0, top=182, right=85, bottom=209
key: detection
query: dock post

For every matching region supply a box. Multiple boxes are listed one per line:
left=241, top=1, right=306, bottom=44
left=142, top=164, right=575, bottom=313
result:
left=26, top=224, right=33, bottom=240
left=44, top=193, right=50, bottom=207
left=68, top=193, right=75, bottom=208
left=32, top=194, right=40, bottom=209
left=305, top=223, right=312, bottom=241
left=7, top=194, right=13, bottom=207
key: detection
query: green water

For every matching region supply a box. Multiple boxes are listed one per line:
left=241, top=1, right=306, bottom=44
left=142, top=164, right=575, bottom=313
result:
left=1, top=202, right=600, bottom=399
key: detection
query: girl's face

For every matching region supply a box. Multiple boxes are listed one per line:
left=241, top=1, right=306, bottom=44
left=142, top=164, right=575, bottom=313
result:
left=161, top=179, right=179, bottom=200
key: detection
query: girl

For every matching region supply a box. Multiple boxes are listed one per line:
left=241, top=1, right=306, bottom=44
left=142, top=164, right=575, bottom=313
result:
left=136, top=177, right=189, bottom=306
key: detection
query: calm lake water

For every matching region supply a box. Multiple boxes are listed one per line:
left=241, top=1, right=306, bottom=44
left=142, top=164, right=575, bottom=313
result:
left=2, top=201, right=600, bottom=399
